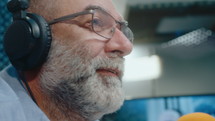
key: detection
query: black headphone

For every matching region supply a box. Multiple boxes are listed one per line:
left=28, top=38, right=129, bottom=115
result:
left=3, top=0, right=52, bottom=71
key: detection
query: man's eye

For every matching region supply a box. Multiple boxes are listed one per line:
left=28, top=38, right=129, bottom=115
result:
left=92, top=18, right=104, bottom=27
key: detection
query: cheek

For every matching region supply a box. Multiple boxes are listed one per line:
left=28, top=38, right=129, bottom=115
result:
left=52, top=24, right=107, bottom=57
left=73, top=31, right=107, bottom=58
left=52, top=24, right=82, bottom=45
left=82, top=40, right=106, bottom=58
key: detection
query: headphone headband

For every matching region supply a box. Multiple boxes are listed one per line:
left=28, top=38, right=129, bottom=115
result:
left=7, top=0, right=29, bottom=13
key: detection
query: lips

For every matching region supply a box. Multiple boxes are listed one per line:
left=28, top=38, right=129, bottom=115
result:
left=96, top=68, right=121, bottom=77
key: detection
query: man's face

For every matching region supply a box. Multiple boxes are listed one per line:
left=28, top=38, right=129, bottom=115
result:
left=39, top=0, right=133, bottom=120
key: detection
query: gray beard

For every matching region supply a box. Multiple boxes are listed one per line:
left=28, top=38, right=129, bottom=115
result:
left=38, top=39, right=125, bottom=121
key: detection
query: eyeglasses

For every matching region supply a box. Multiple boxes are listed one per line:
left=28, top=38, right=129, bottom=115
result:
left=48, top=7, right=134, bottom=42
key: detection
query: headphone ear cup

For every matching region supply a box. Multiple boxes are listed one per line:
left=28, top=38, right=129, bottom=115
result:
left=25, top=13, right=52, bottom=70
left=4, top=13, right=52, bottom=70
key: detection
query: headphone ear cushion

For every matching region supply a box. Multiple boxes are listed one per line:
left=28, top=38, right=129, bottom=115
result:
left=3, top=13, right=52, bottom=70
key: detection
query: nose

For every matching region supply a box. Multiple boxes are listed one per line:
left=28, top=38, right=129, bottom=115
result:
left=104, top=29, right=133, bottom=57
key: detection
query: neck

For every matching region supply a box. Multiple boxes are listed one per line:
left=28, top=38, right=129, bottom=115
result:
left=40, top=95, right=86, bottom=121
left=25, top=71, right=87, bottom=121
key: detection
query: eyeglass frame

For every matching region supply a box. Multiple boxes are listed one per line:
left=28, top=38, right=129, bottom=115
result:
left=48, top=7, right=134, bottom=42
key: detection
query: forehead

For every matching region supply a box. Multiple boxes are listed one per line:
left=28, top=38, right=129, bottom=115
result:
left=59, top=0, right=123, bottom=20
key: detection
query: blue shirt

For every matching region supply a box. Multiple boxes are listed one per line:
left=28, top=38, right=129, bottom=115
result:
left=0, top=65, right=50, bottom=121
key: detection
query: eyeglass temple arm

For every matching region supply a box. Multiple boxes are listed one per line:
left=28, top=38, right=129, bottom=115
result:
left=48, top=10, right=94, bottom=25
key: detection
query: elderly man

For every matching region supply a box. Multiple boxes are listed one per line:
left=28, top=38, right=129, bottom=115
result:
left=0, top=0, right=133, bottom=120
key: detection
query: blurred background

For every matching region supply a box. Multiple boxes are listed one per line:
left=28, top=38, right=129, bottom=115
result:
left=1, top=0, right=215, bottom=121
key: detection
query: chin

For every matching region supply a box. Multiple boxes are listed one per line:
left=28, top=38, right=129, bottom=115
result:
left=81, top=74, right=125, bottom=118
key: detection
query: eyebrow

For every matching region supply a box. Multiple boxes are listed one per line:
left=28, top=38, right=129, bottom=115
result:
left=84, top=5, right=107, bottom=12
left=84, top=5, right=124, bottom=22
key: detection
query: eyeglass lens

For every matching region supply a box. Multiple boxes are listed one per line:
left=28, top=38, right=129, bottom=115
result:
left=92, top=9, right=134, bottom=42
